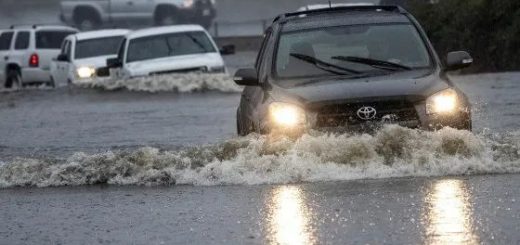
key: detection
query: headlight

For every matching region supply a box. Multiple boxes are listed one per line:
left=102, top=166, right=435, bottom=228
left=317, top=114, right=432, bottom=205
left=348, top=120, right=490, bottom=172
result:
left=76, top=66, right=96, bottom=79
left=268, top=102, right=306, bottom=127
left=182, top=0, right=194, bottom=8
left=426, top=88, right=459, bottom=115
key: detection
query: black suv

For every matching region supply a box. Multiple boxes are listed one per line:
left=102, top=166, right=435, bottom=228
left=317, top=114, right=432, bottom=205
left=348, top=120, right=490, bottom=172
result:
left=233, top=6, right=473, bottom=136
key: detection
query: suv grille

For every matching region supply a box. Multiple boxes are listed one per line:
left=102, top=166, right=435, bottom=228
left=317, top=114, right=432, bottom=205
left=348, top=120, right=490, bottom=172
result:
left=313, top=100, right=419, bottom=128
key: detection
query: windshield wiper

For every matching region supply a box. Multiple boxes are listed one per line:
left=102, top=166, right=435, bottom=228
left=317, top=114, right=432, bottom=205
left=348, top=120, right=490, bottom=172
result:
left=185, top=33, right=208, bottom=52
left=332, top=56, right=412, bottom=71
left=290, top=53, right=362, bottom=75
left=296, top=73, right=374, bottom=87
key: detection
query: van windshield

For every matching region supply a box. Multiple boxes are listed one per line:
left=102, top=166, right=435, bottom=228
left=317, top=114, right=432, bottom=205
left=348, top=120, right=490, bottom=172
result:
left=126, top=31, right=216, bottom=63
left=75, top=36, right=124, bottom=59
left=275, top=23, right=432, bottom=79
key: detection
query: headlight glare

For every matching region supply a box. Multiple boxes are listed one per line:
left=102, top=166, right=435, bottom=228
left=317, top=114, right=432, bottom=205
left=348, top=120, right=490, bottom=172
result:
left=269, top=102, right=306, bottom=127
left=182, top=0, right=194, bottom=8
left=426, top=88, right=458, bottom=114
left=77, top=66, right=96, bottom=79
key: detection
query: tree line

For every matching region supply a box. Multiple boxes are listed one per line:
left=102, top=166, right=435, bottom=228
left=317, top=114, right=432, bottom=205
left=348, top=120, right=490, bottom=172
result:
left=409, top=0, right=520, bottom=72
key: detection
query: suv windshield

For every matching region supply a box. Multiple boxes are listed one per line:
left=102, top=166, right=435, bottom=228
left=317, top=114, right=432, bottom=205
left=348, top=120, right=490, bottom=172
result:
left=275, top=23, right=432, bottom=79
left=36, top=31, right=76, bottom=49
left=75, top=36, right=124, bottom=59
left=126, top=31, right=216, bottom=63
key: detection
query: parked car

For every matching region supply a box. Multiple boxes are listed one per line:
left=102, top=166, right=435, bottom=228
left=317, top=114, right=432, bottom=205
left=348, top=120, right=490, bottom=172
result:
left=59, top=0, right=217, bottom=30
left=0, top=25, right=78, bottom=88
left=50, top=29, right=129, bottom=86
left=98, top=25, right=232, bottom=79
left=234, top=6, right=473, bottom=136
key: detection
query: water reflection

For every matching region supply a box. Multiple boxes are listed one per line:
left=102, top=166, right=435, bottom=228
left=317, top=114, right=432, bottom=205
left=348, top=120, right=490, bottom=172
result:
left=267, top=186, right=315, bottom=245
left=424, top=179, right=479, bottom=245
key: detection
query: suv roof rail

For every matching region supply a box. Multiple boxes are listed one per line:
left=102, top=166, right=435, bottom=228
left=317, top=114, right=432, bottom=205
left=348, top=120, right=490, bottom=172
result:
left=9, top=23, right=70, bottom=29
left=274, top=5, right=407, bottom=23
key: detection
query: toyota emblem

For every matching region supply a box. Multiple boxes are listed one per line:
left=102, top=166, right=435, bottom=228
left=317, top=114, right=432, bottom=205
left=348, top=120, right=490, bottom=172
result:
left=357, top=106, right=377, bottom=120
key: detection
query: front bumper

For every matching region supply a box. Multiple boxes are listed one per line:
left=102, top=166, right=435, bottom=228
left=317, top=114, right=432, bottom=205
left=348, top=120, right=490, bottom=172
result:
left=21, top=68, right=52, bottom=84
left=259, top=102, right=472, bottom=134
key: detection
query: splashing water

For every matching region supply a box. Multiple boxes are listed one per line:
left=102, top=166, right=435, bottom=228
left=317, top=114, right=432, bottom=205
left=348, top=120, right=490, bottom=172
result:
left=1, top=125, right=520, bottom=188
left=73, top=73, right=242, bottom=93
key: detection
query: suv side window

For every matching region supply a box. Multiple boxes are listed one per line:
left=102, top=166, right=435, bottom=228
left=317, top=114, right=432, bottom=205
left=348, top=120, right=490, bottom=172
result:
left=15, top=32, right=30, bottom=50
left=36, top=31, right=76, bottom=49
left=0, top=32, right=14, bottom=50
left=255, top=28, right=272, bottom=70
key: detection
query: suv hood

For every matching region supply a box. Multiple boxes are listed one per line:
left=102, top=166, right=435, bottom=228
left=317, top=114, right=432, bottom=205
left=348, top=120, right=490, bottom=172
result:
left=273, top=70, right=450, bottom=104
left=73, top=55, right=116, bottom=69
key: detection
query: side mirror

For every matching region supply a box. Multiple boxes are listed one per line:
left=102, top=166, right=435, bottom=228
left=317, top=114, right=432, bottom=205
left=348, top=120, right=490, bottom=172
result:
left=56, top=54, right=69, bottom=62
left=446, top=51, right=473, bottom=71
left=234, top=68, right=259, bottom=86
left=220, top=44, right=236, bottom=55
left=106, top=57, right=122, bottom=68
left=96, top=67, right=110, bottom=77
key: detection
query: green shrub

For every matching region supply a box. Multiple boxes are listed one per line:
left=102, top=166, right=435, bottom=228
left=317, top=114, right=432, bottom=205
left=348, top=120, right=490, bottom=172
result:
left=409, top=0, right=520, bottom=72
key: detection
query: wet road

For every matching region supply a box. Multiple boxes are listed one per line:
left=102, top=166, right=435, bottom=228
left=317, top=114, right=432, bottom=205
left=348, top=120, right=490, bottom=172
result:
left=1, top=175, right=519, bottom=244
left=0, top=89, right=240, bottom=159
left=1, top=53, right=520, bottom=244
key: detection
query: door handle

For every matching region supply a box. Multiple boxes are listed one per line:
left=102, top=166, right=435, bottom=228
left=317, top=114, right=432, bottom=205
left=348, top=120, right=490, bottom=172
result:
left=4, top=56, right=8, bottom=61
left=127, top=1, right=134, bottom=5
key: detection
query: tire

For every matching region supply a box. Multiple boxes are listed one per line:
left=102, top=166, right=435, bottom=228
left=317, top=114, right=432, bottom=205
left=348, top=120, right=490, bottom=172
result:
left=48, top=77, right=56, bottom=88
left=155, top=7, right=179, bottom=26
left=74, top=8, right=101, bottom=31
left=199, top=18, right=213, bottom=29
left=5, top=70, right=21, bottom=89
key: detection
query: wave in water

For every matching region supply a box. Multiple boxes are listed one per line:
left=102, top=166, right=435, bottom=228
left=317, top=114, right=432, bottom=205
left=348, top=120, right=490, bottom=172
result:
left=74, top=73, right=242, bottom=93
left=1, top=125, right=520, bottom=188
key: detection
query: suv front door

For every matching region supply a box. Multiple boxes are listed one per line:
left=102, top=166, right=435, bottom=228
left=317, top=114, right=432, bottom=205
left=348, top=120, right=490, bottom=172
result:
left=53, top=39, right=72, bottom=85
left=110, top=0, right=154, bottom=21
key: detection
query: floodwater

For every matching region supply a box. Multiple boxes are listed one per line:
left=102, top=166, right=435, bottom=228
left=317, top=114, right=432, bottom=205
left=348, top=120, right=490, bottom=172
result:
left=1, top=53, right=520, bottom=244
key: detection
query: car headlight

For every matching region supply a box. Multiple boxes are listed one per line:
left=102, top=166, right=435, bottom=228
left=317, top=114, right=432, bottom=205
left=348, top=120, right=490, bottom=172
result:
left=268, top=102, right=306, bottom=127
left=77, top=66, right=96, bottom=79
left=426, top=88, right=459, bottom=115
left=182, top=0, right=194, bottom=8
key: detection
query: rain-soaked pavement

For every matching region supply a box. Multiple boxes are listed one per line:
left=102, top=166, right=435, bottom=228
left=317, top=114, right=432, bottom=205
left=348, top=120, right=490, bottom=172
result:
left=1, top=53, right=520, bottom=244
left=1, top=175, right=519, bottom=244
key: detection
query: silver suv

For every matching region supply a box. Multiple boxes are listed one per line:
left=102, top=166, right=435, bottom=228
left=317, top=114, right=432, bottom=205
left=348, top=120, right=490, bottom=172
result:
left=0, top=25, right=78, bottom=88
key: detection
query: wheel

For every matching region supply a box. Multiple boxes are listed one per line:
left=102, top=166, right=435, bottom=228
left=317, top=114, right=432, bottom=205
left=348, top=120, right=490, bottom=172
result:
left=74, top=8, right=101, bottom=30
left=155, top=8, right=179, bottom=26
left=48, top=77, right=56, bottom=88
left=5, top=70, right=21, bottom=89
left=199, top=18, right=213, bottom=29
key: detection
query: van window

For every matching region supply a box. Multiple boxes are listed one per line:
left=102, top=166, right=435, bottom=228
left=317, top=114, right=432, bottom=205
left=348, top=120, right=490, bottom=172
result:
left=36, top=31, right=75, bottom=49
left=15, top=32, right=30, bottom=50
left=0, top=32, right=14, bottom=50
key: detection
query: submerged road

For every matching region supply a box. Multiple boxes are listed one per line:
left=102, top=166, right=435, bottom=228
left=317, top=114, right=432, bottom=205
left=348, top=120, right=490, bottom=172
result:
left=1, top=175, right=519, bottom=244
left=1, top=52, right=520, bottom=244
